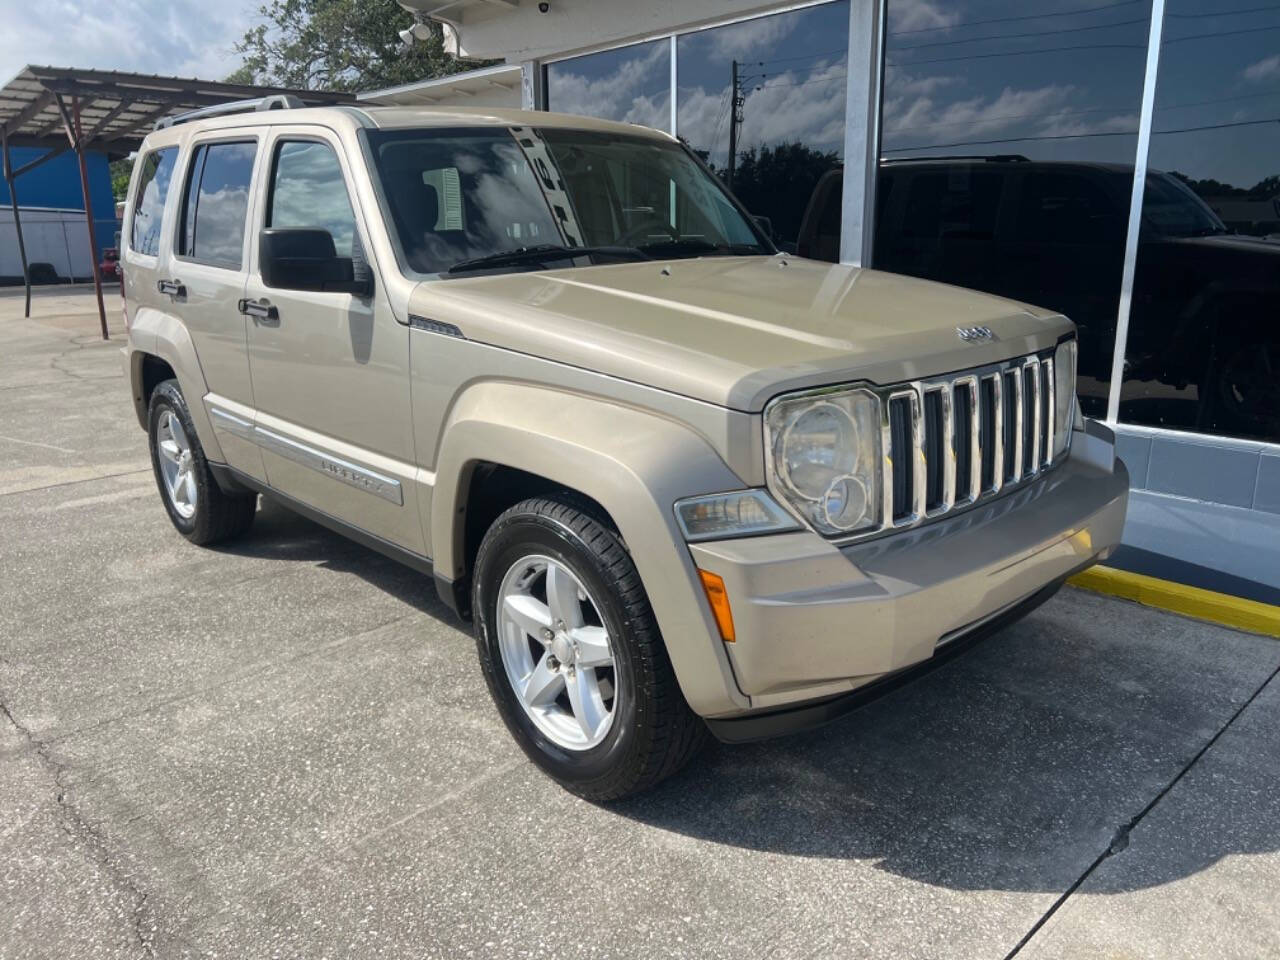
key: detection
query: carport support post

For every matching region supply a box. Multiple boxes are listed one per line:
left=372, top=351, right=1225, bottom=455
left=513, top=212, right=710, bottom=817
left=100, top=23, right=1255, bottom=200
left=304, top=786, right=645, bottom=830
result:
left=1, top=127, right=32, bottom=319
left=70, top=99, right=109, bottom=340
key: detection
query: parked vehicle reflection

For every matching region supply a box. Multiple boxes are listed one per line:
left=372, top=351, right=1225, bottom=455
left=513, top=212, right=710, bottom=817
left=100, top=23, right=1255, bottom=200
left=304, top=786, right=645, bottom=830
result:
left=796, top=159, right=1279, bottom=441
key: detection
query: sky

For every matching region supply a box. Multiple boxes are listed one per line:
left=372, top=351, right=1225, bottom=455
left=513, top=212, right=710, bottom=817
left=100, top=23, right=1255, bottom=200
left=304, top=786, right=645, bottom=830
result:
left=0, top=0, right=255, bottom=86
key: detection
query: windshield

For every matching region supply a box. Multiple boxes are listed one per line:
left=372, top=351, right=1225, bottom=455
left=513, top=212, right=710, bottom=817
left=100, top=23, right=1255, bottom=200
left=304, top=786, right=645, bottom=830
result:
left=1143, top=172, right=1228, bottom=238
left=366, top=125, right=770, bottom=276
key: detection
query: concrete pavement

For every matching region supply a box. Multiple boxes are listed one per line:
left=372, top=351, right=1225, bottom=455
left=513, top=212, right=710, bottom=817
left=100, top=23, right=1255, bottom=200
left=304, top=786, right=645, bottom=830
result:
left=2, top=285, right=1278, bottom=959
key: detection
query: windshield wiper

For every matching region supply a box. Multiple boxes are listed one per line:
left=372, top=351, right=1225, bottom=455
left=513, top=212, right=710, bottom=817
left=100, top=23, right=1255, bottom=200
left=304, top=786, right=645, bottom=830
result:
left=636, top=238, right=764, bottom=257
left=446, top=244, right=650, bottom=275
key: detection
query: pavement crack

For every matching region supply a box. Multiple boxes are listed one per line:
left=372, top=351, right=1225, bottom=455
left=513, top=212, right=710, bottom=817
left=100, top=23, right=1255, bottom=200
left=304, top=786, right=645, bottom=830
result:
left=0, top=690, right=158, bottom=957
left=1004, top=658, right=1280, bottom=959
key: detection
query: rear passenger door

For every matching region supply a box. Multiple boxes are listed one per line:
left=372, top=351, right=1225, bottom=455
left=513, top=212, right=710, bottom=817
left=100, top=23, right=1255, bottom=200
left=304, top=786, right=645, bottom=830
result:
left=169, top=136, right=267, bottom=482
left=240, top=126, right=421, bottom=556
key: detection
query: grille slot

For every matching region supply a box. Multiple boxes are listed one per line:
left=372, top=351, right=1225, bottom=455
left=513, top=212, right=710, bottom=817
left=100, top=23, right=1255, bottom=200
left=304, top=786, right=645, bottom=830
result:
left=953, top=381, right=973, bottom=503
left=879, top=350, right=1060, bottom=539
left=888, top=394, right=914, bottom=521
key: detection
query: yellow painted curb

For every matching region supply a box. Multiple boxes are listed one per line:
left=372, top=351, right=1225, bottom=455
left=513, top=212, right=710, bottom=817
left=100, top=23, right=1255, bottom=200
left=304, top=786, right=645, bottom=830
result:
left=1069, top=566, right=1280, bottom=638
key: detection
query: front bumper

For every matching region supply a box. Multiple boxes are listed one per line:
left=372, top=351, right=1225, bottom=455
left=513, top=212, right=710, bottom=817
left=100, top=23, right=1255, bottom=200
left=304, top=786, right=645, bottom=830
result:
left=688, top=421, right=1129, bottom=717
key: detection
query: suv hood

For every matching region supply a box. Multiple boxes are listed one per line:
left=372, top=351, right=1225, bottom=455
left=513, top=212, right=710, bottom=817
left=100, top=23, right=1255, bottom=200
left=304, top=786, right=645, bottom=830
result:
left=408, top=256, right=1072, bottom=411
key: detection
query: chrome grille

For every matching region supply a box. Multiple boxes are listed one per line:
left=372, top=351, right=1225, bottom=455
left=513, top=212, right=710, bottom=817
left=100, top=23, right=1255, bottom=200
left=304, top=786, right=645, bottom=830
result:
left=875, top=351, right=1059, bottom=533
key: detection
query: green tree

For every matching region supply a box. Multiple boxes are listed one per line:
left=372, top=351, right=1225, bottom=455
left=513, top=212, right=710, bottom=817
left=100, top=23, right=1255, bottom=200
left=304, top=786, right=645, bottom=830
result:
left=725, top=143, right=842, bottom=245
left=231, top=0, right=494, bottom=92
left=109, top=157, right=132, bottom=202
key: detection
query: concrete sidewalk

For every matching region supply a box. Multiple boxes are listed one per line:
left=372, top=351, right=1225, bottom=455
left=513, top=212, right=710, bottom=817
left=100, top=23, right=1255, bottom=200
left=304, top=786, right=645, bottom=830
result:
left=2, top=286, right=1278, bottom=959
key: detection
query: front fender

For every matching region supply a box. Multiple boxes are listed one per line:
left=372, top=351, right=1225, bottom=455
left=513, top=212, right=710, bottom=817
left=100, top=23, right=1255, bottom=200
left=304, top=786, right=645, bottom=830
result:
left=126, top=307, right=225, bottom=463
left=431, top=381, right=752, bottom=717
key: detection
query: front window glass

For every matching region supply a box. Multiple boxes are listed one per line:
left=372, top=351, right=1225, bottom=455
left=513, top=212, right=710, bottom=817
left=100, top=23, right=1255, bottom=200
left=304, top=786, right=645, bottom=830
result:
left=367, top=126, right=768, bottom=277
left=267, top=141, right=357, bottom=257
left=129, top=147, right=178, bottom=256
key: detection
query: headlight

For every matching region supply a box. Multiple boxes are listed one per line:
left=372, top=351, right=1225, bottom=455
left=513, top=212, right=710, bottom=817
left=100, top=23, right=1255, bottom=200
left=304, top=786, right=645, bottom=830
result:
left=764, top=388, right=882, bottom=536
left=1053, top=338, right=1077, bottom=458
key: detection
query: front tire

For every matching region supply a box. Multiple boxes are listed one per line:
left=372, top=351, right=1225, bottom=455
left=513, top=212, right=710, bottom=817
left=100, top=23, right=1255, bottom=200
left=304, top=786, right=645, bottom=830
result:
left=473, top=497, right=706, bottom=801
left=147, top=379, right=256, bottom=545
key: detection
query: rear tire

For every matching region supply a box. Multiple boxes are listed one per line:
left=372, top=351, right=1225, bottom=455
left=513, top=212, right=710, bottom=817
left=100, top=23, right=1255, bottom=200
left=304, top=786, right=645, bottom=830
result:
left=147, top=379, right=256, bottom=545
left=473, top=496, right=706, bottom=801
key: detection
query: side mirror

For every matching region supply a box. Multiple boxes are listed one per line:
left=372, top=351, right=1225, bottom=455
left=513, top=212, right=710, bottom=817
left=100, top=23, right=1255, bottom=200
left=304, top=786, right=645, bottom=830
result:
left=753, top=214, right=774, bottom=238
left=260, top=228, right=372, bottom=296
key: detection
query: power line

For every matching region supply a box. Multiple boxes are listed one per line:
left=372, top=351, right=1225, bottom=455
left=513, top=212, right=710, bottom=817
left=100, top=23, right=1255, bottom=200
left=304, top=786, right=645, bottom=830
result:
left=888, top=0, right=1144, bottom=37
left=885, top=88, right=1280, bottom=137
left=882, top=117, right=1278, bottom=154
left=749, top=73, right=847, bottom=90
left=894, top=16, right=1149, bottom=52
left=887, top=42, right=1145, bottom=68
left=1165, top=3, right=1280, bottom=17
left=745, top=49, right=847, bottom=67
left=1163, top=22, right=1280, bottom=43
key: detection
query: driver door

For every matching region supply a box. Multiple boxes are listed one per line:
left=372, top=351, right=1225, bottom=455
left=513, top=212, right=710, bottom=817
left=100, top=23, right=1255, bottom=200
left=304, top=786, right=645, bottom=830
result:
left=241, top=125, right=423, bottom=556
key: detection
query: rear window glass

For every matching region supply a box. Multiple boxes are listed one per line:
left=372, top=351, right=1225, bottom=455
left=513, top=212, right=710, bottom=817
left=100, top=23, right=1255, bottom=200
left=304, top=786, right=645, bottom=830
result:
left=178, top=140, right=257, bottom=269
left=129, top=147, right=178, bottom=256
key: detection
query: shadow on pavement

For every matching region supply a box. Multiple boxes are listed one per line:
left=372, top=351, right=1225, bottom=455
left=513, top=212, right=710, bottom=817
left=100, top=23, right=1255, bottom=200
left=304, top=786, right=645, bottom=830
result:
left=221, top=494, right=1280, bottom=896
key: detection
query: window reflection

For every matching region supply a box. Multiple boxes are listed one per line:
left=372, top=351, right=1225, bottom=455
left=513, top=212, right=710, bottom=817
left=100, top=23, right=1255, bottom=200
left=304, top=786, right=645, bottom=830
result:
left=546, top=39, right=671, bottom=129
left=268, top=141, right=357, bottom=257
left=1120, top=0, right=1280, bottom=442
left=181, top=141, right=256, bottom=269
left=869, top=0, right=1152, bottom=417
left=677, top=1, right=848, bottom=251
left=129, top=147, right=177, bottom=257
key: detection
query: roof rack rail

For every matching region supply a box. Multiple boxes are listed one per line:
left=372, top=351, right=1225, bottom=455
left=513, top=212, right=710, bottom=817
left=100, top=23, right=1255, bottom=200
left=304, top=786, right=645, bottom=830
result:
left=155, top=94, right=306, bottom=130
left=881, top=154, right=1030, bottom=165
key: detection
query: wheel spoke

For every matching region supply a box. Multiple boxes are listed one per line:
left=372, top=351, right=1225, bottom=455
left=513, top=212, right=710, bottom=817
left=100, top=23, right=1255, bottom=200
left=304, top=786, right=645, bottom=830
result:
left=521, top=654, right=564, bottom=707
left=169, top=415, right=189, bottom=453
left=181, top=469, right=197, bottom=507
left=571, top=625, right=612, bottom=668
left=546, top=562, right=583, bottom=629
left=158, top=438, right=181, bottom=464
left=566, top=667, right=608, bottom=741
left=504, top=593, right=552, bottom=641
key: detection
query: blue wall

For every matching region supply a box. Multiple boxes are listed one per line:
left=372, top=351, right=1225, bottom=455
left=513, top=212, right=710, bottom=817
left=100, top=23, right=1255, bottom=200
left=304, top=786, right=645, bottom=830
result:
left=1, top=148, right=117, bottom=263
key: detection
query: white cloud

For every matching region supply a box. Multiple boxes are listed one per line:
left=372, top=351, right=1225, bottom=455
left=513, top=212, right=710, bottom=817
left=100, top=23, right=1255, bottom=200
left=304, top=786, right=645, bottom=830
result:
left=888, top=0, right=962, bottom=33
left=1242, top=54, right=1280, bottom=83
left=679, top=58, right=848, bottom=166
left=704, top=14, right=800, bottom=63
left=547, top=42, right=670, bottom=129
left=0, top=0, right=254, bottom=84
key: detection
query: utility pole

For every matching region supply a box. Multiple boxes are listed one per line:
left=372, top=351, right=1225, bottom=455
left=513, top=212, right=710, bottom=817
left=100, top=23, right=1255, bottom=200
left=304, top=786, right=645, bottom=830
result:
left=727, top=59, right=744, bottom=189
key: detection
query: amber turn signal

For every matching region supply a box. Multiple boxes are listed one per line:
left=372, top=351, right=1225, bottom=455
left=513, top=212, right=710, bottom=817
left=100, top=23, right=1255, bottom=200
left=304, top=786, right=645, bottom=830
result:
left=698, top=569, right=736, bottom=643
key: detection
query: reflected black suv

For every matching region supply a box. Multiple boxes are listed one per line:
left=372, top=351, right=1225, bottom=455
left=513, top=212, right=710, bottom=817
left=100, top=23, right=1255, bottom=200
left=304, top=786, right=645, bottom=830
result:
left=798, top=158, right=1279, bottom=439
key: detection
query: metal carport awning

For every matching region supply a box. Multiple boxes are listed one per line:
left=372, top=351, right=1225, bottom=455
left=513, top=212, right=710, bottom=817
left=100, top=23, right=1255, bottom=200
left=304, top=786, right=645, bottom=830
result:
left=0, top=66, right=354, bottom=337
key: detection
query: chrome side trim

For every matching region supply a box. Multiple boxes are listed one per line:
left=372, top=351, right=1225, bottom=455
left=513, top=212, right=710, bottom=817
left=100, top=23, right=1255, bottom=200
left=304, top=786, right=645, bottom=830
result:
left=1044, top=356, right=1056, bottom=465
left=255, top=427, right=404, bottom=506
left=210, top=407, right=255, bottom=442
left=207, top=405, right=404, bottom=506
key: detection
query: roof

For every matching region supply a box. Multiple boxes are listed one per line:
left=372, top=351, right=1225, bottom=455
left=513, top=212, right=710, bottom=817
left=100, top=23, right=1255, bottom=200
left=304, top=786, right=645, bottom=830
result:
left=360, top=105, right=675, bottom=140
left=357, top=64, right=522, bottom=106
left=0, top=65, right=354, bottom=155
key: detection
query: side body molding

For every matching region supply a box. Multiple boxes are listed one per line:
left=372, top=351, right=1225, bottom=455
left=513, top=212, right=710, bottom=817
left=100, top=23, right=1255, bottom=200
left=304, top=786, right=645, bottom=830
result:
left=429, top=381, right=753, bottom=717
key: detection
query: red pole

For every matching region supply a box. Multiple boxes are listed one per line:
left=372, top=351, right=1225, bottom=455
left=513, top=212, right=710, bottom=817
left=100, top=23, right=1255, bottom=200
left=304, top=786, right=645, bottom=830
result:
left=72, top=98, right=109, bottom=340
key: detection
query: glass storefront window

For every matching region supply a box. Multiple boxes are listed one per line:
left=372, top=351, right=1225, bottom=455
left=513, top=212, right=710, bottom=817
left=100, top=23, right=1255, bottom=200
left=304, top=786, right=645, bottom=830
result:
left=677, top=0, right=849, bottom=252
left=871, top=0, right=1153, bottom=418
left=1120, top=1, right=1280, bottom=443
left=545, top=38, right=671, bottom=131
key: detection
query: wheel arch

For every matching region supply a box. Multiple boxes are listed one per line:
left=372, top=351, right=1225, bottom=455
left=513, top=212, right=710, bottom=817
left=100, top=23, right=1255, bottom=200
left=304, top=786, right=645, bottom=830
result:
left=126, top=308, right=224, bottom=463
left=429, top=380, right=752, bottom=717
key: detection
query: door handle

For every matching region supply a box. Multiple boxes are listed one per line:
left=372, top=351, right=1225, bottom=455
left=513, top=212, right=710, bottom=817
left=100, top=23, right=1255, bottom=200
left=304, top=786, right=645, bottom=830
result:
left=238, top=298, right=279, bottom=323
left=157, top=279, right=186, bottom=297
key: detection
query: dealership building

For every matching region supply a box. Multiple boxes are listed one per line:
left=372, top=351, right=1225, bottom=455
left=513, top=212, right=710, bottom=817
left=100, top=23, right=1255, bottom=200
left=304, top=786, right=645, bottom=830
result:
left=362, top=0, right=1280, bottom=607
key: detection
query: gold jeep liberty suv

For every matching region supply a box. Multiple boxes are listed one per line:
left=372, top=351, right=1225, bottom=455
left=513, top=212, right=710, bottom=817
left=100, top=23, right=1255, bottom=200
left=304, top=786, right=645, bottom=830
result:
left=121, top=97, right=1128, bottom=800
